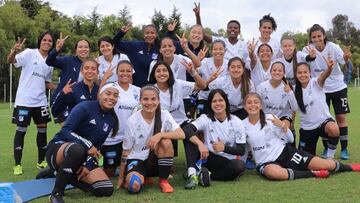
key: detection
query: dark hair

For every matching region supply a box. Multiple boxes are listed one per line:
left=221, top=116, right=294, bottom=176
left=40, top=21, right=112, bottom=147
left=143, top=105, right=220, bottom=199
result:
left=98, top=36, right=118, bottom=55
left=140, top=85, right=162, bottom=135
left=143, top=24, right=159, bottom=46
left=259, top=13, right=277, bottom=31
left=148, top=61, right=175, bottom=105
left=207, top=89, right=231, bottom=121
left=116, top=60, right=133, bottom=74
left=257, top=43, right=273, bottom=55
left=109, top=108, right=119, bottom=137
left=157, top=36, right=175, bottom=61
left=309, top=24, right=327, bottom=44
left=280, top=35, right=298, bottom=77
left=270, top=61, right=291, bottom=89
left=211, top=40, right=226, bottom=56
left=74, top=39, right=91, bottom=54
left=228, top=57, right=251, bottom=100
left=244, top=93, right=267, bottom=129
left=80, top=58, right=99, bottom=71
left=294, top=62, right=311, bottom=113
left=227, top=20, right=241, bottom=30
left=37, top=31, right=54, bottom=51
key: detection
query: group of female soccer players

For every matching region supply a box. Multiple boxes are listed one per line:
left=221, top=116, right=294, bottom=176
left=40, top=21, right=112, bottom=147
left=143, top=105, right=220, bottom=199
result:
left=7, top=3, right=360, bottom=203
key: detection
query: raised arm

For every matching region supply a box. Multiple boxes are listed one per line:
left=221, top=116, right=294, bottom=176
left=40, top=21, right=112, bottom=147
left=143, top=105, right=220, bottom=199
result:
left=248, top=38, right=257, bottom=69
left=7, top=37, right=26, bottom=64
left=176, top=32, right=201, bottom=67
left=317, top=56, right=335, bottom=88
left=193, top=2, right=212, bottom=43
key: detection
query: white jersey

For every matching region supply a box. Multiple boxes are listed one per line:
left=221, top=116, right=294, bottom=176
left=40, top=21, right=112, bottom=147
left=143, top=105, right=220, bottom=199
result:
left=243, top=114, right=294, bottom=166
left=123, top=109, right=179, bottom=160
left=256, top=80, right=297, bottom=118
left=297, top=78, right=333, bottom=130
left=302, top=42, right=346, bottom=93
left=104, top=84, right=140, bottom=146
left=276, top=51, right=308, bottom=81
left=14, top=48, right=53, bottom=107
left=251, top=60, right=272, bottom=87
left=198, top=57, right=229, bottom=100
left=149, top=54, right=190, bottom=81
left=255, top=37, right=282, bottom=60
left=209, top=76, right=255, bottom=112
left=156, top=79, right=194, bottom=124
left=212, top=36, right=248, bottom=61
left=98, top=54, right=130, bottom=83
left=193, top=114, right=246, bottom=160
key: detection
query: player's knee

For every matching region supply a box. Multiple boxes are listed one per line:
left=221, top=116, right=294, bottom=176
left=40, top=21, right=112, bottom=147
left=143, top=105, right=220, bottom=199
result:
left=230, top=160, right=245, bottom=176
left=66, top=143, right=86, bottom=159
left=90, top=180, right=114, bottom=197
left=264, top=165, right=287, bottom=180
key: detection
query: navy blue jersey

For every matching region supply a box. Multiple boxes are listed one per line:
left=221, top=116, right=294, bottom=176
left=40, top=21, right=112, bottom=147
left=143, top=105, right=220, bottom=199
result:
left=113, top=31, right=159, bottom=87
left=46, top=49, right=83, bottom=104
left=51, top=81, right=98, bottom=117
left=50, top=101, right=116, bottom=150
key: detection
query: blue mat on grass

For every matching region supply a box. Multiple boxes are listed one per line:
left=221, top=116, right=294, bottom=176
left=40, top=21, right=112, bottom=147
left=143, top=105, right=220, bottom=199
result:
left=12, top=178, right=74, bottom=202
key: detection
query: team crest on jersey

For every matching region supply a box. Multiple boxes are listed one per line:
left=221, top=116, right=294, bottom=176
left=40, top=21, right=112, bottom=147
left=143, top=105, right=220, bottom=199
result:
left=133, top=94, right=139, bottom=101
left=151, top=53, right=158, bottom=59
left=281, top=93, right=287, bottom=99
left=103, top=123, right=109, bottom=132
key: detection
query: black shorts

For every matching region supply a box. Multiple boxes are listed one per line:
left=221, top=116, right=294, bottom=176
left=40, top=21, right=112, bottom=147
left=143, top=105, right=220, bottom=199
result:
left=12, top=105, right=51, bottom=126
left=53, top=108, right=69, bottom=124
left=232, top=108, right=248, bottom=120
left=126, top=153, right=159, bottom=178
left=298, top=118, right=335, bottom=155
left=100, top=142, right=123, bottom=169
left=46, top=141, right=63, bottom=171
left=257, top=144, right=315, bottom=176
left=325, top=88, right=350, bottom=115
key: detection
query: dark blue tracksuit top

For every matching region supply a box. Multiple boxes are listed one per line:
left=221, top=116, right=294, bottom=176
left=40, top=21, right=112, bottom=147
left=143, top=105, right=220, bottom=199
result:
left=46, top=48, right=83, bottom=105
left=113, top=31, right=159, bottom=87
left=50, top=101, right=116, bottom=150
left=51, top=81, right=99, bottom=117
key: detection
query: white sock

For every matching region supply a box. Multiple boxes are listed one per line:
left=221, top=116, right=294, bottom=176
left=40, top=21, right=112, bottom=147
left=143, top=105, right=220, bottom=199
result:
left=327, top=148, right=336, bottom=159
left=188, top=167, right=196, bottom=176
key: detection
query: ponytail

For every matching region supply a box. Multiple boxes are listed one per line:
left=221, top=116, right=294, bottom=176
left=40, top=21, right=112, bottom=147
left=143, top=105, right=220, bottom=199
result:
left=109, top=108, right=119, bottom=137
left=294, top=62, right=310, bottom=113
left=259, top=109, right=267, bottom=129
left=153, top=105, right=162, bottom=135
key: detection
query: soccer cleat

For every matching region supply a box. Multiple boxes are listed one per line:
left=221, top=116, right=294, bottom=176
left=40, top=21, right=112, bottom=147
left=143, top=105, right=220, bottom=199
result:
left=184, top=174, right=198, bottom=189
left=37, top=160, right=48, bottom=169
left=198, top=167, right=211, bottom=187
left=312, top=170, right=330, bottom=178
left=350, top=164, right=360, bottom=172
left=36, top=166, right=55, bottom=179
left=246, top=159, right=256, bottom=170
left=13, top=165, right=23, bottom=175
left=340, top=149, right=350, bottom=160
left=49, top=193, right=64, bottom=203
left=158, top=178, right=174, bottom=193
left=320, top=149, right=328, bottom=159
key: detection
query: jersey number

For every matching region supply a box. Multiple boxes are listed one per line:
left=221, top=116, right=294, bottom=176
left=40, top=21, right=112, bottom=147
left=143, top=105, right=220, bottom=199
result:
left=290, top=152, right=303, bottom=165
left=41, top=106, right=50, bottom=117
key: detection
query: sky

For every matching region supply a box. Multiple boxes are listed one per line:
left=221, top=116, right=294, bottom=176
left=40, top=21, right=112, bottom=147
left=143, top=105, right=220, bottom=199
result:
left=45, top=0, right=360, bottom=41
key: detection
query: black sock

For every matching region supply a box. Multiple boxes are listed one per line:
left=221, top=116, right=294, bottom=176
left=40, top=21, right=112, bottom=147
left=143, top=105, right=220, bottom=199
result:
left=332, top=160, right=352, bottom=173
left=13, top=126, right=27, bottom=165
left=322, top=137, right=328, bottom=150
left=158, top=157, right=173, bottom=179
left=52, top=143, right=86, bottom=195
left=339, top=127, right=348, bottom=151
left=287, top=168, right=314, bottom=180
left=327, top=136, right=339, bottom=150
left=37, top=127, right=47, bottom=164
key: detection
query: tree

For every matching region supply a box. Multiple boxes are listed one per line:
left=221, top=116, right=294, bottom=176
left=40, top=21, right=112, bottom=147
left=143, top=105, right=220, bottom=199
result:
left=20, top=0, right=43, bottom=18
left=151, top=9, right=167, bottom=38
left=118, top=5, right=131, bottom=25
left=87, top=6, right=101, bottom=36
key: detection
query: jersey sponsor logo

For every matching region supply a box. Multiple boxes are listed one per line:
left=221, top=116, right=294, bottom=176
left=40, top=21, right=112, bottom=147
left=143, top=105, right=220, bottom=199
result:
left=89, top=119, right=96, bottom=125
left=103, top=123, right=109, bottom=132
left=118, top=105, right=133, bottom=110
left=32, top=71, right=46, bottom=80
left=253, top=145, right=265, bottom=151
left=80, top=95, right=86, bottom=100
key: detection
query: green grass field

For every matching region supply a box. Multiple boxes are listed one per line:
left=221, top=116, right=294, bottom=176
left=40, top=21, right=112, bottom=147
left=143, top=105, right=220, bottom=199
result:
left=1, top=87, right=360, bottom=202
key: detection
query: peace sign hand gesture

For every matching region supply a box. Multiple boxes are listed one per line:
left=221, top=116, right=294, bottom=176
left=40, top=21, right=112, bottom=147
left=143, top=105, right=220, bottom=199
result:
left=180, top=59, right=197, bottom=76
left=247, top=38, right=257, bottom=55
left=176, top=32, right=189, bottom=50
left=323, top=56, right=335, bottom=71
left=167, top=20, right=178, bottom=32
left=56, top=32, right=69, bottom=52
left=121, top=23, right=132, bottom=33
left=13, top=37, right=26, bottom=53
left=343, top=45, right=352, bottom=62
left=197, top=46, right=208, bottom=61
left=193, top=2, right=200, bottom=15
left=305, top=45, right=316, bottom=59
left=284, top=80, right=292, bottom=93
left=207, top=68, right=224, bottom=84
left=63, top=79, right=76, bottom=94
